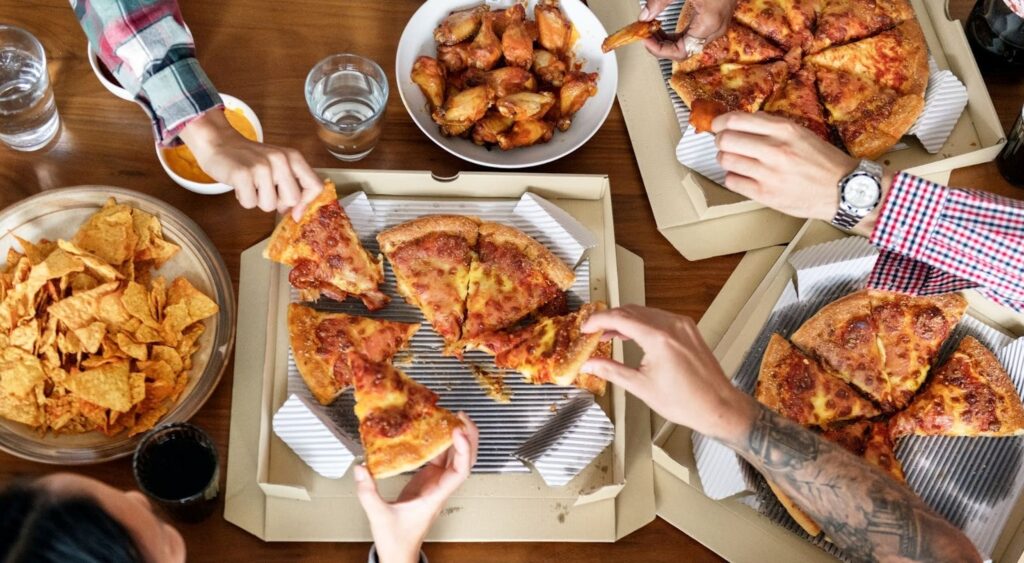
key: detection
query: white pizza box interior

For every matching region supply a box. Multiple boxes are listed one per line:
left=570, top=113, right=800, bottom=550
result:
left=223, top=169, right=655, bottom=542
left=652, top=220, right=1024, bottom=562
left=589, top=0, right=1005, bottom=261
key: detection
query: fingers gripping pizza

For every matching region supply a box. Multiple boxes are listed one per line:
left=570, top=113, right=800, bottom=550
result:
left=265, top=181, right=389, bottom=310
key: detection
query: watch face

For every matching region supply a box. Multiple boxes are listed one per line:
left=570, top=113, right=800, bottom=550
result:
left=844, top=175, right=880, bottom=209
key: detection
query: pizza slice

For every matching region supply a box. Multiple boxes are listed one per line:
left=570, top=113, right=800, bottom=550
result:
left=763, top=66, right=830, bottom=141
left=672, top=21, right=785, bottom=74
left=670, top=61, right=789, bottom=125
left=349, top=354, right=462, bottom=478
left=870, top=290, right=967, bottom=410
left=814, top=66, right=924, bottom=159
left=287, top=303, right=420, bottom=405
left=733, top=0, right=798, bottom=49
left=460, top=222, right=575, bottom=343
left=778, top=0, right=824, bottom=50
left=806, top=20, right=928, bottom=97
left=264, top=181, right=388, bottom=310
left=891, top=336, right=1024, bottom=438
left=791, top=290, right=892, bottom=409
left=756, top=334, right=880, bottom=426
left=377, top=215, right=480, bottom=354
left=469, top=302, right=608, bottom=394
left=809, top=0, right=915, bottom=53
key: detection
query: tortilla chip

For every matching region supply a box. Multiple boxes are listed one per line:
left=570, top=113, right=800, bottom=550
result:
left=170, top=371, right=189, bottom=402
left=150, top=277, right=167, bottom=321
left=167, top=278, right=218, bottom=324
left=77, top=398, right=110, bottom=433
left=134, top=324, right=162, bottom=344
left=68, top=272, right=99, bottom=292
left=0, top=390, right=42, bottom=426
left=122, top=281, right=159, bottom=329
left=73, top=321, right=106, bottom=354
left=48, top=281, right=119, bottom=330
left=9, top=319, right=38, bottom=352
left=0, top=347, right=45, bottom=398
left=15, top=236, right=57, bottom=265
left=96, top=288, right=133, bottom=330
left=57, top=240, right=122, bottom=282
left=71, top=199, right=139, bottom=266
left=133, top=209, right=180, bottom=267
left=129, top=402, right=171, bottom=437
left=115, top=332, right=148, bottom=361
left=66, top=360, right=132, bottom=412
left=129, top=372, right=146, bottom=406
left=151, top=346, right=183, bottom=373
left=161, top=303, right=190, bottom=346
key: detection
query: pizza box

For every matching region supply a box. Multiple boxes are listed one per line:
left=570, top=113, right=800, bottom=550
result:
left=652, top=219, right=1024, bottom=562
left=588, top=0, right=1005, bottom=261
left=223, top=169, right=656, bottom=542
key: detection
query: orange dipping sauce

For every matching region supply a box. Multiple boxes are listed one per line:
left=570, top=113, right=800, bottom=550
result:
left=163, top=107, right=258, bottom=183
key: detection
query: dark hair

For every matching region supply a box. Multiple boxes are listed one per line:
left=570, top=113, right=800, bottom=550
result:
left=0, top=481, right=142, bottom=563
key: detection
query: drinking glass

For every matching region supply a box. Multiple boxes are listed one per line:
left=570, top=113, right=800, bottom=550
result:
left=133, top=422, right=220, bottom=523
left=305, top=54, right=388, bottom=161
left=0, top=26, right=59, bottom=151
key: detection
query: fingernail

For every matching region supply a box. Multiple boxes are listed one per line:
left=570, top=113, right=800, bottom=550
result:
left=640, top=7, right=650, bottom=20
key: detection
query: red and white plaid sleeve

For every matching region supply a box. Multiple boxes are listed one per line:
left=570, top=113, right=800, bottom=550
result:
left=867, top=171, right=1024, bottom=312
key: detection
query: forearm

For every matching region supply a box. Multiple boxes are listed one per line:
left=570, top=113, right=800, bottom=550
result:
left=720, top=399, right=980, bottom=563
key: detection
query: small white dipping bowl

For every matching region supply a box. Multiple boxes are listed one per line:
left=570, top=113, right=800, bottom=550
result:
left=87, top=42, right=134, bottom=101
left=155, top=94, right=264, bottom=196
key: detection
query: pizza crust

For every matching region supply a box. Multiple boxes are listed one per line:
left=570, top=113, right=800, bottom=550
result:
left=766, top=479, right=823, bottom=537
left=960, top=337, right=1024, bottom=434
left=264, top=180, right=336, bottom=263
left=368, top=411, right=461, bottom=479
left=288, top=304, right=341, bottom=405
left=377, top=214, right=481, bottom=254
left=479, top=222, right=575, bottom=290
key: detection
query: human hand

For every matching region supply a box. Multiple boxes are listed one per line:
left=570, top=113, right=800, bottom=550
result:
left=581, top=305, right=754, bottom=443
left=178, top=109, right=323, bottom=220
left=640, top=0, right=736, bottom=60
left=711, top=111, right=865, bottom=224
left=354, top=413, right=479, bottom=563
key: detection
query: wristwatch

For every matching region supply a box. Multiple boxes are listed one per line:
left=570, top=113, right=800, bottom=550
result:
left=831, top=159, right=883, bottom=230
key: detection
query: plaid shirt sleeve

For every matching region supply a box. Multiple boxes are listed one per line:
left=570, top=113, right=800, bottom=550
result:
left=71, top=0, right=222, bottom=144
left=867, top=171, right=1024, bottom=312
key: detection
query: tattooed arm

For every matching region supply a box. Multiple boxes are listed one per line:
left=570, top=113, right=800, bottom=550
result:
left=581, top=305, right=981, bottom=563
left=729, top=404, right=980, bottom=563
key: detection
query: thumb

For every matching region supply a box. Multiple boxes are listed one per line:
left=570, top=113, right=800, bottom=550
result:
left=685, top=13, right=727, bottom=42
left=580, top=357, right=641, bottom=390
left=353, top=465, right=388, bottom=515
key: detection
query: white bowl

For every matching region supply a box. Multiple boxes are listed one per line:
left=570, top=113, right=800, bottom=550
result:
left=155, top=94, right=264, bottom=195
left=87, top=42, right=134, bottom=101
left=396, top=0, right=618, bottom=169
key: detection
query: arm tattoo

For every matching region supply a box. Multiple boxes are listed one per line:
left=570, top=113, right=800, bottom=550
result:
left=726, top=405, right=980, bottom=563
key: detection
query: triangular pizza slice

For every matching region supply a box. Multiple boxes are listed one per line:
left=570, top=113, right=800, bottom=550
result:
left=349, top=354, right=462, bottom=479
left=264, top=181, right=388, bottom=309
left=891, top=336, right=1024, bottom=438
left=733, top=0, right=798, bottom=49
left=756, top=334, right=880, bottom=426
left=460, top=222, right=575, bottom=343
left=763, top=65, right=830, bottom=141
left=377, top=215, right=480, bottom=354
left=287, top=304, right=419, bottom=405
left=805, top=20, right=928, bottom=97
left=673, top=21, right=785, bottom=74
left=809, top=0, right=916, bottom=53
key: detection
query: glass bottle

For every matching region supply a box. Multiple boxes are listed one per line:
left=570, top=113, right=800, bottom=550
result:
left=966, top=0, right=1024, bottom=67
left=997, top=105, right=1024, bottom=187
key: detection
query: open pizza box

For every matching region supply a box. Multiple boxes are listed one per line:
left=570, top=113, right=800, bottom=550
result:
left=223, top=169, right=656, bottom=542
left=588, top=0, right=1006, bottom=261
left=653, top=220, right=1024, bottom=562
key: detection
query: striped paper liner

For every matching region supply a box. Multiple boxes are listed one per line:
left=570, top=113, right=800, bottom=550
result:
left=272, top=193, right=614, bottom=486
left=692, top=237, right=1024, bottom=561
left=272, top=394, right=357, bottom=479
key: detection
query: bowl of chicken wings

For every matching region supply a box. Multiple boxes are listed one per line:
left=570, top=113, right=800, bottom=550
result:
left=396, top=0, right=618, bottom=168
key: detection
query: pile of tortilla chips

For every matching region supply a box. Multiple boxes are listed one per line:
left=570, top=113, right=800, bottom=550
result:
left=0, top=198, right=218, bottom=438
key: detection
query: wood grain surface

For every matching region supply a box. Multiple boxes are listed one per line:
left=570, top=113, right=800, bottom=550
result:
left=0, top=1, right=1019, bottom=561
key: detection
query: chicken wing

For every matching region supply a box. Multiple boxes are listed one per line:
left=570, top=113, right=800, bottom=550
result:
left=438, top=42, right=472, bottom=73
left=535, top=0, right=572, bottom=54
left=411, top=56, right=446, bottom=110
left=556, top=71, right=598, bottom=131
left=472, top=111, right=515, bottom=145
left=484, top=66, right=537, bottom=98
left=434, top=6, right=488, bottom=46
left=532, top=50, right=567, bottom=87
left=432, top=85, right=495, bottom=136
left=496, top=91, right=557, bottom=121
left=467, top=15, right=502, bottom=71
left=502, top=18, right=534, bottom=69
left=488, top=3, right=526, bottom=37
left=601, top=20, right=662, bottom=53
left=497, top=119, right=555, bottom=150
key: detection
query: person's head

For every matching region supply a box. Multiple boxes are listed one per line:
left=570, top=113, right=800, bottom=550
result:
left=0, top=473, right=185, bottom=563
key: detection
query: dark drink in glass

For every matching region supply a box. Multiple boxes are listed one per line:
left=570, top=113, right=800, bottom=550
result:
left=997, top=105, right=1024, bottom=187
left=133, top=422, right=220, bottom=523
left=966, top=0, right=1024, bottom=67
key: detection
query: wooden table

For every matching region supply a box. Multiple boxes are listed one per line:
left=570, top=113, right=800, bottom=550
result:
left=0, top=1, right=1020, bottom=561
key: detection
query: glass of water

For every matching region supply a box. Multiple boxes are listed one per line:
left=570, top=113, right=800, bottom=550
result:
left=0, top=26, right=59, bottom=151
left=305, top=54, right=388, bottom=161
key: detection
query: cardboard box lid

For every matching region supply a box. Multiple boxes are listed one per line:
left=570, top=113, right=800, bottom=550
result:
left=589, top=0, right=1004, bottom=261
left=653, top=220, right=1024, bottom=562
left=224, top=169, right=655, bottom=542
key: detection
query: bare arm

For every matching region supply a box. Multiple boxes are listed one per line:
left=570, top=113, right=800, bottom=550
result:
left=581, top=306, right=981, bottom=563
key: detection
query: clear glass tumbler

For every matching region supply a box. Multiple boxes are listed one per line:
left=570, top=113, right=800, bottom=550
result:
left=0, top=25, right=59, bottom=151
left=305, top=54, right=388, bottom=161
left=133, top=422, right=220, bottom=523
